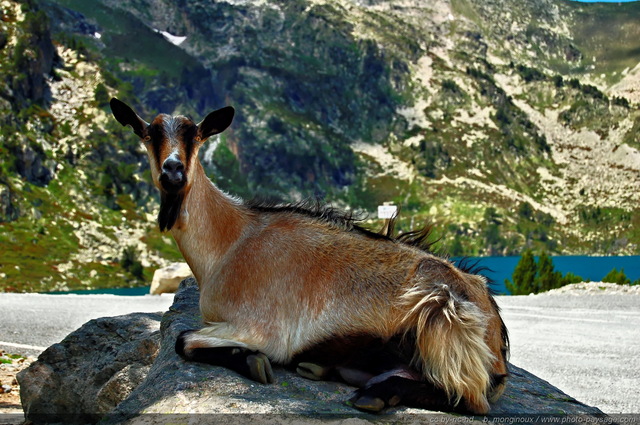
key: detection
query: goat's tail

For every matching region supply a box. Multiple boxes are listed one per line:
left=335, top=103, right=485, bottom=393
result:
left=399, top=279, right=494, bottom=414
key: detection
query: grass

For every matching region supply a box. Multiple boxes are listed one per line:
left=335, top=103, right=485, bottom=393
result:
left=450, top=0, right=485, bottom=31
left=562, top=0, right=640, bottom=80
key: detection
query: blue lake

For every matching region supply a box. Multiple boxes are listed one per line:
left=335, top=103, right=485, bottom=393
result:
left=49, top=256, right=639, bottom=296
left=454, top=256, right=640, bottom=294
left=47, top=286, right=151, bottom=296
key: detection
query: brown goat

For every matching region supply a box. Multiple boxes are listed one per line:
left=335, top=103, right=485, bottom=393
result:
left=109, top=98, right=509, bottom=414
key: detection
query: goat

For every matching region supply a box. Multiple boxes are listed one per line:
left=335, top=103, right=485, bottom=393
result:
left=109, top=98, right=509, bottom=414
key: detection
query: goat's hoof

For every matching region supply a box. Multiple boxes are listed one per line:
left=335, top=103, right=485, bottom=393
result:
left=337, top=367, right=374, bottom=387
left=348, top=394, right=386, bottom=413
left=247, top=353, right=274, bottom=384
left=296, top=362, right=329, bottom=380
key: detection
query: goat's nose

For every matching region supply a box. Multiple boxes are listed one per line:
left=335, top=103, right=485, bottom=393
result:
left=162, top=157, right=184, bottom=174
left=161, top=157, right=185, bottom=187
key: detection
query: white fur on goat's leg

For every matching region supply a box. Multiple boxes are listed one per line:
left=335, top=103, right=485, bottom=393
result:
left=176, top=323, right=274, bottom=384
left=180, top=322, right=261, bottom=354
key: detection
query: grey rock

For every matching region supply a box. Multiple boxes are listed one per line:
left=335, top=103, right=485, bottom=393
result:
left=19, top=278, right=607, bottom=424
left=108, top=278, right=605, bottom=423
left=15, top=143, right=55, bottom=187
left=18, top=312, right=162, bottom=424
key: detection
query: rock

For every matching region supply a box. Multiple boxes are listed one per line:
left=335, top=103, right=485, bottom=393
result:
left=545, top=281, right=640, bottom=295
left=9, top=4, right=57, bottom=110
left=19, top=278, right=606, bottom=424
left=0, top=184, right=19, bottom=222
left=15, top=143, right=55, bottom=187
left=149, top=262, right=192, bottom=295
left=18, top=312, right=162, bottom=424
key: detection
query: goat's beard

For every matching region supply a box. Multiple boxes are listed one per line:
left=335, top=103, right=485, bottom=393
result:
left=158, top=191, right=184, bottom=232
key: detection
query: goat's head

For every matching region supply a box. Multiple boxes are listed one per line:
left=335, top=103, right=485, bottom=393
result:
left=109, top=98, right=234, bottom=231
left=109, top=98, right=234, bottom=196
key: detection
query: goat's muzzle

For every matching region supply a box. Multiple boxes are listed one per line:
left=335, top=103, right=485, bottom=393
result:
left=160, top=157, right=186, bottom=193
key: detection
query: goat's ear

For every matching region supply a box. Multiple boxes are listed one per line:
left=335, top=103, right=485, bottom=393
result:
left=110, top=98, right=148, bottom=138
left=196, top=106, right=235, bottom=141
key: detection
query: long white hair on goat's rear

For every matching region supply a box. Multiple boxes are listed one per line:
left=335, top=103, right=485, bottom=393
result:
left=399, top=280, right=494, bottom=413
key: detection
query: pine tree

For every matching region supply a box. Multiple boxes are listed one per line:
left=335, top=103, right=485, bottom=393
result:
left=449, top=234, right=464, bottom=257
left=506, top=250, right=537, bottom=295
left=535, top=251, right=562, bottom=292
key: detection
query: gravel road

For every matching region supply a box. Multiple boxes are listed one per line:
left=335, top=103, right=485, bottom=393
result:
left=496, top=292, right=640, bottom=414
left=0, top=289, right=638, bottom=414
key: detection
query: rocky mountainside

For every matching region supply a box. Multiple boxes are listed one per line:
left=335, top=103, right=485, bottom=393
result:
left=0, top=0, right=638, bottom=292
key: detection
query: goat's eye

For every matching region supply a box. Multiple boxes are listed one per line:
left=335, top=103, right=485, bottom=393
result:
left=143, top=136, right=151, bottom=143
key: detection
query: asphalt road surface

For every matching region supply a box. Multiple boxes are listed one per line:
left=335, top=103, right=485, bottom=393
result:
left=0, top=293, right=174, bottom=357
left=495, top=293, right=640, bottom=414
left=0, top=292, right=638, bottom=414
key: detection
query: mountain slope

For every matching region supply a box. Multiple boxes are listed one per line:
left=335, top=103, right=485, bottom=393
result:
left=0, top=0, right=183, bottom=292
left=0, top=0, right=638, bottom=292
left=102, top=0, right=638, bottom=254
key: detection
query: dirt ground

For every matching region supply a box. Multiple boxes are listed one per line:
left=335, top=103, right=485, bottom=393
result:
left=0, top=351, right=32, bottom=416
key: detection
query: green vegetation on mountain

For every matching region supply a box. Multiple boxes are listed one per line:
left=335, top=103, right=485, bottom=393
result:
left=1, top=0, right=639, bottom=292
left=0, top=0, right=182, bottom=291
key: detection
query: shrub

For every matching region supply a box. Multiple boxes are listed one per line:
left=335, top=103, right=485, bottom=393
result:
left=602, top=268, right=631, bottom=285
left=612, top=96, right=630, bottom=108
left=120, top=245, right=144, bottom=281
left=552, top=75, right=564, bottom=88
left=94, top=83, right=110, bottom=108
left=518, top=202, right=534, bottom=221
left=516, top=65, right=545, bottom=83
left=561, top=272, right=583, bottom=286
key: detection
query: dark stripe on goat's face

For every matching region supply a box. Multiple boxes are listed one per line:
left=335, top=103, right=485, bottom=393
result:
left=148, top=117, right=167, bottom=174
left=179, top=120, right=198, bottom=173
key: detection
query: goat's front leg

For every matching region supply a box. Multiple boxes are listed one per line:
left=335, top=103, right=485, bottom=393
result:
left=175, top=323, right=274, bottom=384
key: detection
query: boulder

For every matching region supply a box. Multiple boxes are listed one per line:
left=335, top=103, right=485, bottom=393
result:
left=18, top=313, right=161, bottom=424
left=19, top=278, right=607, bottom=424
left=149, top=262, right=192, bottom=295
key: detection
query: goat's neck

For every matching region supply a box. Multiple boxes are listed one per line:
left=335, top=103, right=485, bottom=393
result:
left=169, top=163, right=249, bottom=284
